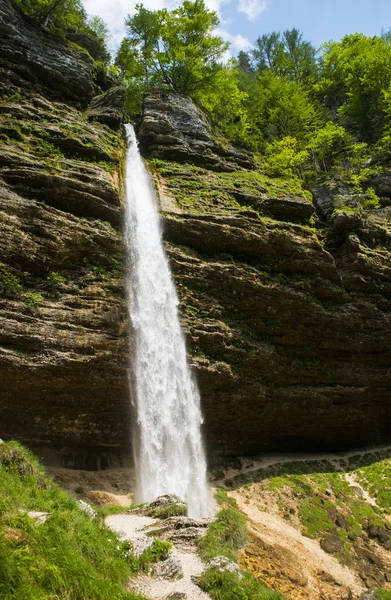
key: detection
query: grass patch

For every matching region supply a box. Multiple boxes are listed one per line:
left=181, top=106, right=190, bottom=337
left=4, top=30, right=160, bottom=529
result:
left=198, top=489, right=286, bottom=599
left=0, top=441, right=148, bottom=600
left=227, top=455, right=391, bottom=565
left=95, top=504, right=130, bottom=517
left=215, top=488, right=238, bottom=509
left=198, top=567, right=286, bottom=600
left=137, top=538, right=172, bottom=571
left=352, top=453, right=391, bottom=513
left=298, top=498, right=335, bottom=538
left=151, top=503, right=187, bottom=519
left=199, top=505, right=247, bottom=562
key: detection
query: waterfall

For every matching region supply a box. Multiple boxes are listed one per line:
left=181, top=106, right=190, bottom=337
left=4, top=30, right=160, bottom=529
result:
left=124, top=125, right=213, bottom=519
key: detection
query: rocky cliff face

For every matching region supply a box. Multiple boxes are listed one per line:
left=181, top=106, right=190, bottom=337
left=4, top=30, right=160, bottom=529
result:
left=0, top=0, right=129, bottom=466
left=1, top=0, right=391, bottom=464
left=140, top=93, right=391, bottom=457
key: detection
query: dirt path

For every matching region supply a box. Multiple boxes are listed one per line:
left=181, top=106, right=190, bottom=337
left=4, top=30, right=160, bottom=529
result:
left=220, top=448, right=391, bottom=599
left=218, top=444, right=391, bottom=485
left=344, top=473, right=378, bottom=507
left=106, top=513, right=210, bottom=600
left=232, top=490, right=364, bottom=599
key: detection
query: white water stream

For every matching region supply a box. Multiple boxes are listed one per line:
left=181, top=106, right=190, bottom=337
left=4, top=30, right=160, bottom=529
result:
left=124, top=125, right=213, bottom=519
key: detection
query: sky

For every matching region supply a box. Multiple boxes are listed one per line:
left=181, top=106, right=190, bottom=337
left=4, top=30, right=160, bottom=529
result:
left=82, top=0, right=391, bottom=57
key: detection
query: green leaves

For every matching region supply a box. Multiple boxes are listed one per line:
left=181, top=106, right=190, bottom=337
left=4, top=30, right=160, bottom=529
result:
left=15, top=0, right=111, bottom=64
left=316, top=34, right=391, bottom=142
left=252, top=28, right=318, bottom=84
left=121, top=0, right=228, bottom=95
left=15, top=0, right=86, bottom=30
left=265, top=136, right=309, bottom=177
left=159, top=0, right=228, bottom=94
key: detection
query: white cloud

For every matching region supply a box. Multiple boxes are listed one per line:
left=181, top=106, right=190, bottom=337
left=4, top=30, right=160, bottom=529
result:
left=82, top=0, right=234, bottom=53
left=238, top=0, right=267, bottom=21
left=82, top=0, right=129, bottom=51
left=82, top=0, right=180, bottom=52
left=215, top=27, right=252, bottom=52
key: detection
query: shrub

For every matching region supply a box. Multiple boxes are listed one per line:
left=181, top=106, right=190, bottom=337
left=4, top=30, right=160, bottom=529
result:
left=265, top=137, right=309, bottom=177
left=0, top=265, right=22, bottom=298
left=199, top=508, right=247, bottom=562
left=24, top=291, right=44, bottom=308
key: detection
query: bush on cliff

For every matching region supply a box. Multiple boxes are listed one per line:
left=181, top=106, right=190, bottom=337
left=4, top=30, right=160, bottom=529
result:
left=14, top=0, right=111, bottom=63
left=0, top=441, right=147, bottom=600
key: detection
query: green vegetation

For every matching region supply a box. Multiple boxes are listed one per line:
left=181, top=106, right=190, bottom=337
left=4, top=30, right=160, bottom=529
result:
left=198, top=490, right=285, bottom=600
left=349, top=451, right=391, bottom=513
left=116, top=3, right=391, bottom=207
left=0, top=265, right=45, bottom=307
left=0, top=441, right=149, bottom=600
left=136, top=538, right=172, bottom=571
left=14, top=0, right=111, bottom=63
left=198, top=567, right=285, bottom=600
left=0, top=264, right=23, bottom=298
left=46, top=271, right=65, bottom=292
left=151, top=503, right=187, bottom=518
left=13, top=0, right=121, bottom=91
left=150, top=158, right=311, bottom=218
left=199, top=507, right=247, bottom=562
left=24, top=291, right=44, bottom=308
left=227, top=455, right=391, bottom=567
left=116, top=0, right=229, bottom=113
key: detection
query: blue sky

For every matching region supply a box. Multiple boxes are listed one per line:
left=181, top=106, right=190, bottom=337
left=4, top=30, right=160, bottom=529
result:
left=82, top=0, right=391, bottom=56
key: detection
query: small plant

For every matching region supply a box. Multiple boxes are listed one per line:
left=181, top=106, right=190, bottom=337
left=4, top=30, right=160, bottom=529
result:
left=363, top=187, right=381, bottom=210
left=0, top=265, right=22, bottom=298
left=24, top=291, right=43, bottom=308
left=152, top=503, right=187, bottom=518
left=46, top=271, right=65, bottom=291
left=137, top=538, right=172, bottom=571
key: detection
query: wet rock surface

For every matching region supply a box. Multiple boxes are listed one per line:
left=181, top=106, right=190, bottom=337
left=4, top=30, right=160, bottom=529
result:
left=138, top=91, right=254, bottom=172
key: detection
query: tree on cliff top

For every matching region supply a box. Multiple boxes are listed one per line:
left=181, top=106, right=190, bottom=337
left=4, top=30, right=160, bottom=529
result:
left=120, top=0, right=228, bottom=95
left=315, top=33, right=391, bottom=142
left=252, top=28, right=318, bottom=84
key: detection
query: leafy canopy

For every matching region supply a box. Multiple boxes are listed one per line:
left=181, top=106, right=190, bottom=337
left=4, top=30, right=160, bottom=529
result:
left=122, top=0, right=228, bottom=95
left=315, top=34, right=391, bottom=142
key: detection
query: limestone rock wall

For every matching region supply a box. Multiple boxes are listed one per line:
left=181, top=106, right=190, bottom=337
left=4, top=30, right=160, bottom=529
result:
left=1, top=0, right=391, bottom=462
left=139, top=96, right=391, bottom=456
left=0, top=0, right=129, bottom=464
left=0, top=0, right=94, bottom=107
